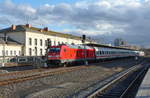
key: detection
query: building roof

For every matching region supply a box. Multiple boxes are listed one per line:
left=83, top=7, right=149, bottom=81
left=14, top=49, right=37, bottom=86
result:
left=0, top=36, right=22, bottom=45
left=0, top=25, right=85, bottom=41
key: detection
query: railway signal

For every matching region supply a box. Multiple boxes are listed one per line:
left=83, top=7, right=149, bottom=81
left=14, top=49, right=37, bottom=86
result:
left=82, top=35, right=86, bottom=43
left=82, top=35, right=88, bottom=65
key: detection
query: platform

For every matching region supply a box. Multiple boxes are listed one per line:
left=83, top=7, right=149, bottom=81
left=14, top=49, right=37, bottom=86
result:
left=136, top=68, right=150, bottom=98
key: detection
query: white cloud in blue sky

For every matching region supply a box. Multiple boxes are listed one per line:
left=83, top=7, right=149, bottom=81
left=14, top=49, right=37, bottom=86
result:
left=0, top=0, right=150, bottom=47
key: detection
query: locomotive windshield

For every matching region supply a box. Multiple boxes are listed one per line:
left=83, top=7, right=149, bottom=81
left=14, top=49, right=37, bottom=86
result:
left=49, top=48, right=60, bottom=53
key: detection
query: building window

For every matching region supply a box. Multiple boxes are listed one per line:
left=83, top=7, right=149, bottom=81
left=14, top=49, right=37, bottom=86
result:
left=29, top=38, right=32, bottom=45
left=29, top=48, right=32, bottom=56
left=14, top=51, right=16, bottom=56
left=54, top=41, right=56, bottom=45
left=45, top=40, right=48, bottom=46
left=2, top=50, right=4, bottom=55
left=40, top=39, right=42, bottom=46
left=35, top=39, right=37, bottom=45
left=19, top=51, right=21, bottom=56
left=40, top=49, right=42, bottom=56
left=10, top=51, right=13, bottom=56
left=35, top=47, right=37, bottom=56
left=6, top=50, right=8, bottom=56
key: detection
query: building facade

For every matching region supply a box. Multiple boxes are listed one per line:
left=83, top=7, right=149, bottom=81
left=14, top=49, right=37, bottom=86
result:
left=0, top=24, right=91, bottom=56
left=0, top=37, right=22, bottom=63
left=114, top=38, right=127, bottom=46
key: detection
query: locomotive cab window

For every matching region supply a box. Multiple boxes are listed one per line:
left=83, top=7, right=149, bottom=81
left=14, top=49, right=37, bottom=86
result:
left=49, top=48, right=60, bottom=53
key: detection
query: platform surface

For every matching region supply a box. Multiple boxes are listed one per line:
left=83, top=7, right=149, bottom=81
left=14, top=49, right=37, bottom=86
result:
left=136, top=68, right=150, bottom=98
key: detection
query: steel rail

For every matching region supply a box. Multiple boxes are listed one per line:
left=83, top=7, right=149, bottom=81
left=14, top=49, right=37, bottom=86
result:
left=87, top=64, right=142, bottom=98
left=0, top=65, right=90, bottom=86
left=120, top=65, right=149, bottom=98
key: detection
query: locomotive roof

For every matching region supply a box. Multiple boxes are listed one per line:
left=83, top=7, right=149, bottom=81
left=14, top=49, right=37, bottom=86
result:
left=85, top=43, right=135, bottom=51
left=64, top=44, right=93, bottom=49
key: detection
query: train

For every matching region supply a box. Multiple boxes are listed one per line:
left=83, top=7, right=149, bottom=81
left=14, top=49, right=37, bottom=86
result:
left=46, top=43, right=143, bottom=67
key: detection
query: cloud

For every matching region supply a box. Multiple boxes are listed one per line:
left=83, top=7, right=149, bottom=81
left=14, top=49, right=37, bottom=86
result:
left=0, top=0, right=150, bottom=47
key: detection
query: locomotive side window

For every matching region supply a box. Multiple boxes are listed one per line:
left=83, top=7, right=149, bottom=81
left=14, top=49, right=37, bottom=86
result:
left=64, top=48, right=66, bottom=52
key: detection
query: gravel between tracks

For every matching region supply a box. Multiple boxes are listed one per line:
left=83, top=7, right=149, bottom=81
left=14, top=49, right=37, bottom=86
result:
left=0, top=58, right=144, bottom=98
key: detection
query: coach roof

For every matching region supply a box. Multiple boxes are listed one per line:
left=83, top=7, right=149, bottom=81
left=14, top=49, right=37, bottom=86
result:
left=86, top=43, right=136, bottom=51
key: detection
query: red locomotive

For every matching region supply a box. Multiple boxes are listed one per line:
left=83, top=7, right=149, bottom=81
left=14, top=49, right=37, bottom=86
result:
left=47, top=44, right=95, bottom=67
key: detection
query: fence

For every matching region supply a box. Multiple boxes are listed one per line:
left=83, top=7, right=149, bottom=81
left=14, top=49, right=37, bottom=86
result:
left=0, top=56, right=46, bottom=67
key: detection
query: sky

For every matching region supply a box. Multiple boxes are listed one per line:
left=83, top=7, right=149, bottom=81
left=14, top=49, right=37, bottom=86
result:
left=0, top=0, right=150, bottom=47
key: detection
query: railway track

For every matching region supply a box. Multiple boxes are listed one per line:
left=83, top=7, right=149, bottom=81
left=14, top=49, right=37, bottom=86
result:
left=87, top=64, right=149, bottom=98
left=0, top=65, right=90, bottom=86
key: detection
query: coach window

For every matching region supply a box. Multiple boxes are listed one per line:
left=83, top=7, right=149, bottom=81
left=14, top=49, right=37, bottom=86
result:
left=98, top=51, right=100, bottom=55
left=99, top=51, right=101, bottom=55
left=35, top=39, right=37, bottom=45
left=40, top=39, right=42, bottom=46
left=29, top=38, right=32, bottom=45
left=102, top=51, right=104, bottom=54
left=96, top=51, right=98, bottom=55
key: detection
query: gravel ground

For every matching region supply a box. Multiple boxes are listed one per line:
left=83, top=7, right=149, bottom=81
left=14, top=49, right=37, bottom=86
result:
left=0, top=58, right=145, bottom=98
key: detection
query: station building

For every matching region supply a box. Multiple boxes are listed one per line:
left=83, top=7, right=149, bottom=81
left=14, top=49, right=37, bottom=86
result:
left=0, top=24, right=91, bottom=58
